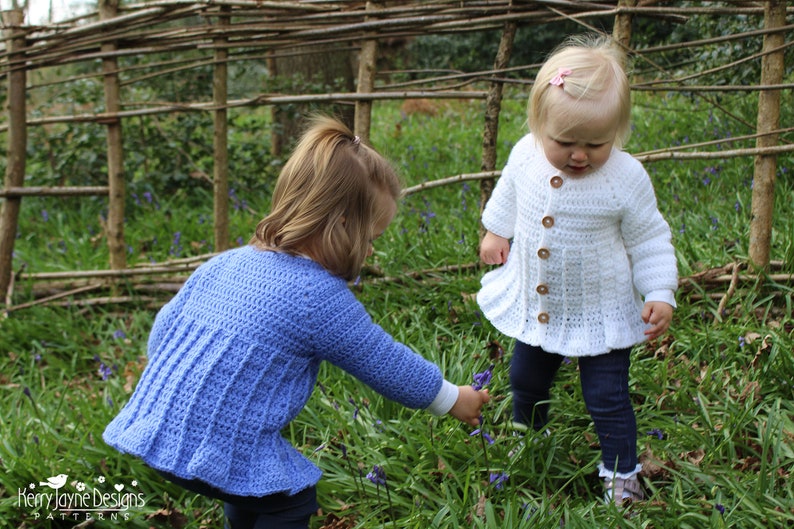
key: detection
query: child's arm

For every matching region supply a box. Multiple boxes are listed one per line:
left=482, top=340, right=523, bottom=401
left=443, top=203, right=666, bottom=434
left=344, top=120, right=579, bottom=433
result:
left=480, top=231, right=511, bottom=265
left=449, top=386, right=491, bottom=426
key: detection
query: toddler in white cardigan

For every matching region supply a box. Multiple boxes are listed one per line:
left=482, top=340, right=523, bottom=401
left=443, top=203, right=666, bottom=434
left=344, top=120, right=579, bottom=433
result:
left=478, top=34, right=678, bottom=504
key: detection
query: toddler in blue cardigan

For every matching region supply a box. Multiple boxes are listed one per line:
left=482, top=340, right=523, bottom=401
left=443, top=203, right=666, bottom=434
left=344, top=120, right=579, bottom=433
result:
left=103, top=115, right=489, bottom=529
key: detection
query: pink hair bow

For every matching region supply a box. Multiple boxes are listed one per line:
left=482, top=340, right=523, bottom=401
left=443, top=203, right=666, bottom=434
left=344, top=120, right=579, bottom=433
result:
left=549, top=68, right=572, bottom=86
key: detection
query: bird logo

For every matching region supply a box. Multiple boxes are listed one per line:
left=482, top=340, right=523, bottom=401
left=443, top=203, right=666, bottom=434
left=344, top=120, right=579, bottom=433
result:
left=39, top=474, right=68, bottom=490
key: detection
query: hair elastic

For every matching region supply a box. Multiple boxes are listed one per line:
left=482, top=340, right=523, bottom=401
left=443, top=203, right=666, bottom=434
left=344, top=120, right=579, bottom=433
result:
left=352, top=135, right=361, bottom=145
left=549, top=68, right=572, bottom=87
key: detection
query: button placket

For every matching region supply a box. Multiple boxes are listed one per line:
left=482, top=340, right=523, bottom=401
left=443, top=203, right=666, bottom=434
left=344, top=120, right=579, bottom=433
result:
left=535, top=174, right=562, bottom=326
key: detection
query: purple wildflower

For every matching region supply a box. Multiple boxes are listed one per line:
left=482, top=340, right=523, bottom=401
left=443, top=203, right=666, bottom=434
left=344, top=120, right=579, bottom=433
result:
left=647, top=428, right=664, bottom=440
left=366, top=465, right=387, bottom=486
left=715, top=504, right=725, bottom=515
left=113, top=329, right=126, bottom=340
left=98, top=363, right=114, bottom=381
left=489, top=472, right=509, bottom=490
left=472, top=364, right=494, bottom=391
left=470, top=428, right=495, bottom=445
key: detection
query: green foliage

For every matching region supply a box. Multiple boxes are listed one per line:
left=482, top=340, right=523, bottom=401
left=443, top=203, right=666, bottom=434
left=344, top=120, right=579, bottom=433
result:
left=2, top=87, right=794, bottom=529
left=403, top=21, right=613, bottom=74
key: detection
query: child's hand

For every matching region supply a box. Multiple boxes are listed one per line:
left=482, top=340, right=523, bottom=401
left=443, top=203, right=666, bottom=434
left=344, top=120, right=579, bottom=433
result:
left=642, top=301, right=673, bottom=340
left=480, top=231, right=511, bottom=265
left=449, top=386, right=491, bottom=426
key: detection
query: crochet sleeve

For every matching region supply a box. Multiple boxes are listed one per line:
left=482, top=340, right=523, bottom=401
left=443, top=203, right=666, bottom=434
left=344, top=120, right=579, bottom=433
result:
left=620, top=168, right=679, bottom=298
left=308, top=283, right=443, bottom=410
left=481, top=136, right=532, bottom=239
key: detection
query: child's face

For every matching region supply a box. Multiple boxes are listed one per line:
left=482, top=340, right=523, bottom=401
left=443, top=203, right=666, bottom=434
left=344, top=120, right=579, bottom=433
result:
left=368, top=193, right=397, bottom=257
left=540, top=112, right=617, bottom=178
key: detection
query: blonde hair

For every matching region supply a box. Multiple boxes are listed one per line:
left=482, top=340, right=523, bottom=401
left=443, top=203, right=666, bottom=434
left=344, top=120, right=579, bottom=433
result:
left=528, top=34, right=631, bottom=148
left=251, top=115, right=401, bottom=281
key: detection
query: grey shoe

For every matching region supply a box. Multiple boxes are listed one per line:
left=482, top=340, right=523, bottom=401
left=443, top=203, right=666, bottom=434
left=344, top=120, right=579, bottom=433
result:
left=604, top=475, right=644, bottom=504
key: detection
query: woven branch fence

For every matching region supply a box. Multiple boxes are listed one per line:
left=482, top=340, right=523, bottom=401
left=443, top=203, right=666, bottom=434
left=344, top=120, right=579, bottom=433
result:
left=0, top=0, right=792, bottom=312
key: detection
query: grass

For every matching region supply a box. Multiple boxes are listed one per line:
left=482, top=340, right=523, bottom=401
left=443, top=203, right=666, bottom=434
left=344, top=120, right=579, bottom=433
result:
left=1, top=88, right=793, bottom=528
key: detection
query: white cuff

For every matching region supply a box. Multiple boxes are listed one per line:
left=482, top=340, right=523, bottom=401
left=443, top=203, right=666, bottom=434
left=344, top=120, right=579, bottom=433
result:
left=426, top=379, right=459, bottom=416
left=645, top=289, right=676, bottom=308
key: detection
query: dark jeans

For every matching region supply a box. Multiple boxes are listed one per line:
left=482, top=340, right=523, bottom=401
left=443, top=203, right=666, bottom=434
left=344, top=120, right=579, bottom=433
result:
left=510, top=341, right=638, bottom=473
left=158, top=471, right=318, bottom=529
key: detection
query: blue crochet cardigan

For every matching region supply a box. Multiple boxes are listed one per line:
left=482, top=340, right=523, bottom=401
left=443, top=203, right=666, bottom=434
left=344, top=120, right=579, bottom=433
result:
left=103, top=246, right=446, bottom=497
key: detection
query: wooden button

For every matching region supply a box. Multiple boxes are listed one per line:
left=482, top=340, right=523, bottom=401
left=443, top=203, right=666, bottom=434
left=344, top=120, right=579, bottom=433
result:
left=542, top=216, right=555, bottom=228
left=550, top=176, right=563, bottom=188
left=537, top=248, right=550, bottom=259
left=537, top=312, right=550, bottom=324
left=536, top=284, right=549, bottom=295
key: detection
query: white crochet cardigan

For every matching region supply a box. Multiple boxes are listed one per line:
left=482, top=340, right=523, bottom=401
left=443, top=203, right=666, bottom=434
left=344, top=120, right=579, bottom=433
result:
left=478, top=134, right=678, bottom=357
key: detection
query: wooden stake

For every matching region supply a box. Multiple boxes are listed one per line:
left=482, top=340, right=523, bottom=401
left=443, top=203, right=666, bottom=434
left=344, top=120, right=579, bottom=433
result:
left=479, top=18, right=516, bottom=244
left=213, top=6, right=231, bottom=252
left=100, top=0, right=127, bottom=271
left=0, top=9, right=27, bottom=304
left=354, top=1, right=380, bottom=144
left=748, top=0, right=786, bottom=269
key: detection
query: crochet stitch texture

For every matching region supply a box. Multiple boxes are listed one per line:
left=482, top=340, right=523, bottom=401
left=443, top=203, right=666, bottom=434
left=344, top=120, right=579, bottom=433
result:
left=478, top=134, right=678, bottom=356
left=104, top=247, right=443, bottom=496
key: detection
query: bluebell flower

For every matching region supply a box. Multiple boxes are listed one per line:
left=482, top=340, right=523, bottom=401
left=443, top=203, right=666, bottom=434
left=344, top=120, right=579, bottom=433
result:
left=647, top=428, right=664, bottom=440
left=470, top=428, right=494, bottom=445
left=489, top=472, right=509, bottom=490
left=98, top=363, right=113, bottom=381
left=366, top=465, right=387, bottom=486
left=472, top=364, right=494, bottom=391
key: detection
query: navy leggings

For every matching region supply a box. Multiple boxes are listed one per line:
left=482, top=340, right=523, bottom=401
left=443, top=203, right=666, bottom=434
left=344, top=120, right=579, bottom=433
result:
left=510, top=341, right=638, bottom=473
left=158, top=471, right=318, bottom=529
